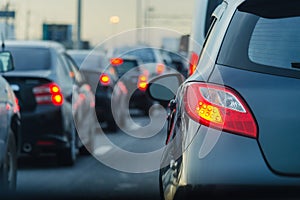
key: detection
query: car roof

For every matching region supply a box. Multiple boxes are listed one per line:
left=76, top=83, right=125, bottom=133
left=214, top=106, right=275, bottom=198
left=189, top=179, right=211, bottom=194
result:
left=4, top=40, right=65, bottom=52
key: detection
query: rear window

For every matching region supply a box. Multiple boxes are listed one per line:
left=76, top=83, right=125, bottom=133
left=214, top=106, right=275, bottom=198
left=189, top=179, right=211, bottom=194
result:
left=7, top=47, right=51, bottom=70
left=78, top=54, right=109, bottom=71
left=248, top=17, right=300, bottom=69
left=70, top=53, right=87, bottom=67
left=125, top=48, right=156, bottom=63
left=217, top=2, right=300, bottom=78
left=113, top=60, right=138, bottom=75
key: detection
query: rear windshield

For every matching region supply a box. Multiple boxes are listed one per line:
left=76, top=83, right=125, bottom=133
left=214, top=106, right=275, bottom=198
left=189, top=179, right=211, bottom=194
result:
left=217, top=2, right=300, bottom=78
left=125, top=48, right=156, bottom=63
left=7, top=47, right=51, bottom=71
left=113, top=60, right=138, bottom=75
left=70, top=53, right=87, bottom=67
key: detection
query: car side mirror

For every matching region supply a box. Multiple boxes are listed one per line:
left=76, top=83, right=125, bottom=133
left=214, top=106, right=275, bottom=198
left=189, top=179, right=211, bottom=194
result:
left=0, top=51, right=14, bottom=73
left=147, top=73, right=185, bottom=103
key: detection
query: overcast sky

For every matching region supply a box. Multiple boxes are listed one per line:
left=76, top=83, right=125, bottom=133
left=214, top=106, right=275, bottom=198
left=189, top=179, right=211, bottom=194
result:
left=1, top=0, right=194, bottom=46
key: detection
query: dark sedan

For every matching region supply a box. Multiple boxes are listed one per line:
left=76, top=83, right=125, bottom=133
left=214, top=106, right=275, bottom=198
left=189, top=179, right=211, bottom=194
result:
left=148, top=0, right=300, bottom=199
left=3, top=40, right=95, bottom=166
left=109, top=56, right=153, bottom=115
left=0, top=51, right=20, bottom=191
left=68, top=49, right=127, bottom=132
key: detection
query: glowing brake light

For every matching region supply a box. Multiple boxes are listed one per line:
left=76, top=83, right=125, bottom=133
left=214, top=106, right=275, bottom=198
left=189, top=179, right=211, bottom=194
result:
left=110, top=58, right=123, bottom=66
left=33, top=82, right=63, bottom=106
left=156, top=64, right=165, bottom=75
left=189, top=52, right=199, bottom=76
left=184, top=83, right=257, bottom=138
left=100, top=73, right=111, bottom=86
left=137, top=74, right=148, bottom=91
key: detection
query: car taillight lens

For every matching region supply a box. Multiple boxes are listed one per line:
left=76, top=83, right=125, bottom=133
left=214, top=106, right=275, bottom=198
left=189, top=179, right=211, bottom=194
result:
left=14, top=97, right=20, bottom=112
left=156, top=63, right=165, bottom=75
left=100, top=73, right=111, bottom=86
left=33, top=82, right=63, bottom=106
left=110, top=57, right=123, bottom=66
left=184, top=82, right=257, bottom=138
left=189, top=52, right=199, bottom=76
left=137, top=74, right=148, bottom=91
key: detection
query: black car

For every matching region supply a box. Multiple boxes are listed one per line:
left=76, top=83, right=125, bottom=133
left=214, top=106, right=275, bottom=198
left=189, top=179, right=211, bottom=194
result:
left=109, top=46, right=179, bottom=110
left=3, top=40, right=95, bottom=166
left=0, top=51, right=20, bottom=191
left=160, top=50, right=188, bottom=78
left=68, top=49, right=127, bottom=132
left=109, top=56, right=153, bottom=114
left=148, top=0, right=300, bottom=199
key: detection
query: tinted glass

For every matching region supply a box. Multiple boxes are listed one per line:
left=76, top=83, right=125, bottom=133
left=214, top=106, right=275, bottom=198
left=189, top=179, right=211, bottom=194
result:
left=113, top=60, right=138, bottom=76
left=7, top=47, right=51, bottom=70
left=217, top=7, right=300, bottom=78
left=126, top=48, right=156, bottom=63
left=249, top=17, right=300, bottom=69
left=205, top=0, right=223, bottom=35
left=70, top=54, right=87, bottom=67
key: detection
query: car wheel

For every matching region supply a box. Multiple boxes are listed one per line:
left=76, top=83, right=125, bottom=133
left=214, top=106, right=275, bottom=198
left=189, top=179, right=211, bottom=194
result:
left=0, top=130, right=17, bottom=192
left=57, top=128, right=77, bottom=166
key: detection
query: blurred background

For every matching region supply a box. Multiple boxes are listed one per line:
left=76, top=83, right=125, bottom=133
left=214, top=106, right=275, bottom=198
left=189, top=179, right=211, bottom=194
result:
left=0, top=0, right=193, bottom=49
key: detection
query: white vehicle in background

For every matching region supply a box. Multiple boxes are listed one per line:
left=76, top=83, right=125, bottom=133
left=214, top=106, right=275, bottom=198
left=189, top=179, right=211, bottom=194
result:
left=188, top=0, right=222, bottom=76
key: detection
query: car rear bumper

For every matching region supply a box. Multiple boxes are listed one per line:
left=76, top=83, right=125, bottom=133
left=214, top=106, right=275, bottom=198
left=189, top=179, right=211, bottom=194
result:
left=183, top=126, right=300, bottom=186
left=162, top=125, right=300, bottom=199
left=95, top=92, right=112, bottom=122
left=129, top=90, right=152, bottom=110
left=20, top=106, right=69, bottom=154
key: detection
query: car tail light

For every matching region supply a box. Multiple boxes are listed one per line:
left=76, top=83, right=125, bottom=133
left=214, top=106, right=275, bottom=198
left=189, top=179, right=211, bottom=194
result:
left=33, top=82, right=64, bottom=106
left=110, top=58, right=123, bottom=66
left=13, top=97, right=20, bottom=113
left=137, top=74, right=148, bottom=91
left=184, top=82, right=257, bottom=138
left=100, top=73, right=111, bottom=86
left=156, top=63, right=165, bottom=75
left=189, top=52, right=199, bottom=76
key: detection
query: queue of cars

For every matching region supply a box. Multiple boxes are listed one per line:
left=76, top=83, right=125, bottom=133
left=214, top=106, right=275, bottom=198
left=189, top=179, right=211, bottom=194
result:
left=108, top=45, right=188, bottom=112
left=0, top=43, right=186, bottom=194
left=147, top=0, right=300, bottom=199
left=2, top=40, right=96, bottom=166
left=67, top=49, right=127, bottom=132
left=1, top=0, right=299, bottom=199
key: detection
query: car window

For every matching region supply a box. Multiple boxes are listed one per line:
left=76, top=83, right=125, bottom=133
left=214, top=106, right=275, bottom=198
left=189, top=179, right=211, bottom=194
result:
left=56, top=55, right=73, bottom=88
left=126, top=48, right=156, bottom=63
left=217, top=5, right=300, bottom=79
left=63, top=54, right=84, bottom=83
left=70, top=53, right=87, bottom=67
left=6, top=47, right=51, bottom=70
left=248, top=17, right=300, bottom=69
left=113, top=60, right=138, bottom=76
left=204, top=0, right=223, bottom=36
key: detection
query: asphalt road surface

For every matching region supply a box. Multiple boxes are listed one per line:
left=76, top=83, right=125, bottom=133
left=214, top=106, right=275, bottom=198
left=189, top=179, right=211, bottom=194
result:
left=10, top=109, right=168, bottom=200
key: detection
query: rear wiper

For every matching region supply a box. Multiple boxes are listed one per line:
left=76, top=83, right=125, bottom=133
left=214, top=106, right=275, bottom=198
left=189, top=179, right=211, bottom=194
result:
left=291, top=62, right=300, bottom=69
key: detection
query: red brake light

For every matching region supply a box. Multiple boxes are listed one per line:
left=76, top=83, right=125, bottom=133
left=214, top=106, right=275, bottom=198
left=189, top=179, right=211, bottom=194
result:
left=14, top=97, right=20, bottom=112
left=110, top=58, right=123, bottom=66
left=33, top=82, right=63, bottom=106
left=137, top=74, right=148, bottom=91
left=100, top=73, right=111, bottom=86
left=189, top=52, right=199, bottom=76
left=156, top=64, right=165, bottom=75
left=184, top=83, right=257, bottom=138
